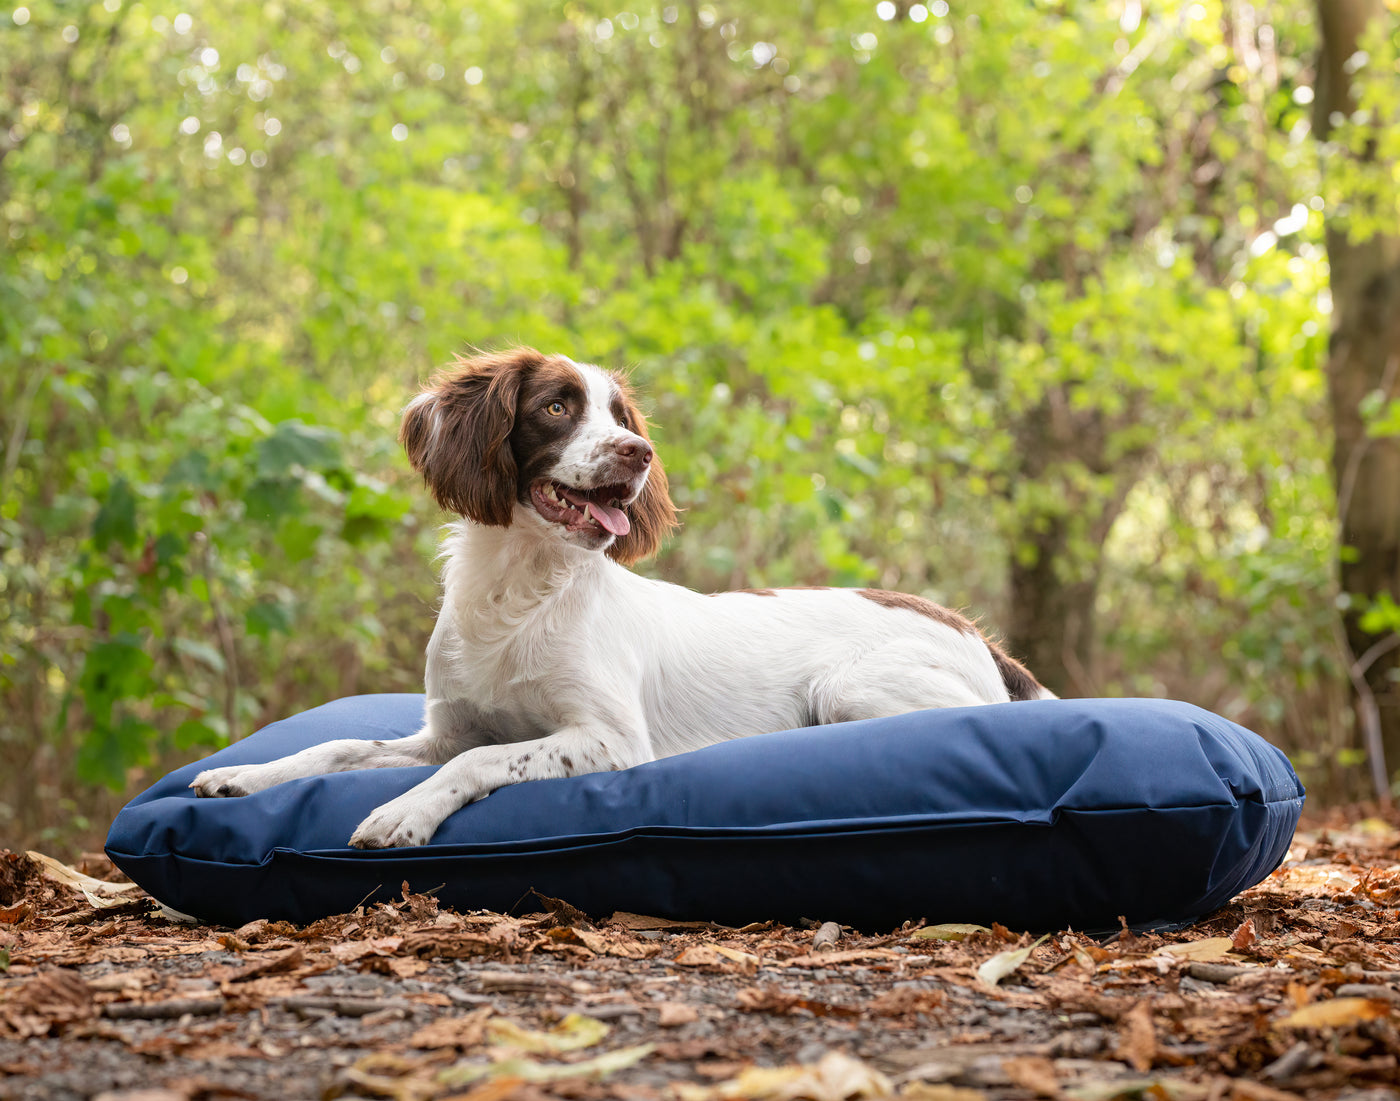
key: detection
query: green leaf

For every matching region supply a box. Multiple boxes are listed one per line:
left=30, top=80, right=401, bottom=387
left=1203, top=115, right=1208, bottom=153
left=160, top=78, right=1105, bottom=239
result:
left=1358, top=592, right=1400, bottom=636
left=163, top=451, right=215, bottom=490
left=172, top=636, right=227, bottom=673
left=92, top=477, right=139, bottom=550
left=256, top=421, right=343, bottom=477
left=244, top=478, right=301, bottom=522
left=174, top=717, right=226, bottom=750
left=76, top=715, right=158, bottom=789
left=246, top=600, right=294, bottom=638
left=277, top=517, right=324, bottom=563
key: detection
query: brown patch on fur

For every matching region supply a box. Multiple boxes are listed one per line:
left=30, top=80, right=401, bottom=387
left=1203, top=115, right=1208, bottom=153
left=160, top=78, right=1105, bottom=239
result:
left=605, top=375, right=678, bottom=565
left=858, top=589, right=1047, bottom=699
left=727, top=588, right=778, bottom=597
left=857, top=589, right=977, bottom=636
left=509, top=357, right=590, bottom=492
left=400, top=347, right=553, bottom=524
left=987, top=641, right=1047, bottom=701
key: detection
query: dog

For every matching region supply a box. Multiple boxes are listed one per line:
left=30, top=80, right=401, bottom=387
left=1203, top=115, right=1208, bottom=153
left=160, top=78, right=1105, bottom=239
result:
left=192, top=347, right=1051, bottom=848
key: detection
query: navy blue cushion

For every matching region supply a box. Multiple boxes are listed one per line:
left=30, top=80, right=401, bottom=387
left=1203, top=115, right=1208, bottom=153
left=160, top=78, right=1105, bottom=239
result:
left=106, top=695, right=1303, bottom=930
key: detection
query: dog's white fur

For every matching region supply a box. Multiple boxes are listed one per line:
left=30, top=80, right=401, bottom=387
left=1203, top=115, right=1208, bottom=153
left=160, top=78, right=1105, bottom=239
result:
left=192, top=349, right=1049, bottom=848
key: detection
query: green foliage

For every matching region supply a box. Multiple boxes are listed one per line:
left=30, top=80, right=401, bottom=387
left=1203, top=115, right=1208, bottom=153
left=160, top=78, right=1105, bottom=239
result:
left=1320, top=15, right=1400, bottom=245
left=0, top=0, right=1358, bottom=840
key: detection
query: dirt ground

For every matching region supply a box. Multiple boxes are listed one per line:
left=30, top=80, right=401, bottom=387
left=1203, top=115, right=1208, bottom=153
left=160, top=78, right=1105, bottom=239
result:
left=2, top=811, right=1399, bottom=1101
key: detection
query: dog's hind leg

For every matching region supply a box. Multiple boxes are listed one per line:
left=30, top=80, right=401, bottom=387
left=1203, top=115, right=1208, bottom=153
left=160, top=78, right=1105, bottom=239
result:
left=190, top=729, right=448, bottom=799
left=809, top=640, right=1007, bottom=723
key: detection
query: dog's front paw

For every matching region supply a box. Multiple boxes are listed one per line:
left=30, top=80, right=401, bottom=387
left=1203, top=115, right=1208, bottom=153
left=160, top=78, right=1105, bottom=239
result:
left=348, top=797, right=443, bottom=849
left=190, top=765, right=256, bottom=798
left=189, top=763, right=280, bottom=798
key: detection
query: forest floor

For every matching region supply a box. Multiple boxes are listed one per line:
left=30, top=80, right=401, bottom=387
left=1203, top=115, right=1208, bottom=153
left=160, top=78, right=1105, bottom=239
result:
left=1, top=811, right=1399, bottom=1101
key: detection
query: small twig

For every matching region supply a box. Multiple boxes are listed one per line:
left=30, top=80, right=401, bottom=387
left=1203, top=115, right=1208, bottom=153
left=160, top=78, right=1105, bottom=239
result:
left=811, top=922, right=842, bottom=953
left=474, top=971, right=587, bottom=994
left=1186, top=962, right=1254, bottom=984
left=0, top=365, right=45, bottom=508
left=192, top=530, right=241, bottom=742
left=102, top=998, right=224, bottom=1020
left=1261, top=1040, right=1319, bottom=1081
left=1354, top=632, right=1400, bottom=679
left=273, top=995, right=417, bottom=1018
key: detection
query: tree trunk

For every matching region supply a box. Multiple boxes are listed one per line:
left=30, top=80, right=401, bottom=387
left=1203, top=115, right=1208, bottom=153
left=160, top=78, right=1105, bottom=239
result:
left=1006, top=517, right=1098, bottom=698
left=1002, top=397, right=1143, bottom=698
left=1314, top=0, right=1400, bottom=791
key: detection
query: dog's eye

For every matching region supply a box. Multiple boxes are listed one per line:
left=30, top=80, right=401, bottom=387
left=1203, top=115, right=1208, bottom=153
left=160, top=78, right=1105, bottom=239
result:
left=546, top=401, right=567, bottom=417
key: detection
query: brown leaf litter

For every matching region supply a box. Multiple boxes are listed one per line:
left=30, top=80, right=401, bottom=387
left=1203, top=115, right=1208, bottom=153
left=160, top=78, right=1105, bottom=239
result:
left=0, top=812, right=1398, bottom=1100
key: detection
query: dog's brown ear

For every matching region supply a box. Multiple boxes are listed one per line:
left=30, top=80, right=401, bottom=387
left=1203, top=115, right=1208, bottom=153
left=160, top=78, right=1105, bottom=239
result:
left=401, top=348, right=542, bottom=525
left=608, top=389, right=679, bottom=565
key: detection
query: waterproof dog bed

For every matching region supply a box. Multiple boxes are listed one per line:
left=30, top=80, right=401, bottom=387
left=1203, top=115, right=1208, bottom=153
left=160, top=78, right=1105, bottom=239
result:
left=106, top=694, right=1303, bottom=930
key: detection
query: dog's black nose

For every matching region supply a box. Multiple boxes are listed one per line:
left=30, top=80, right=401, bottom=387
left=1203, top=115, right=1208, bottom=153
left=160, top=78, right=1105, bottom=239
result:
left=615, top=438, right=653, bottom=466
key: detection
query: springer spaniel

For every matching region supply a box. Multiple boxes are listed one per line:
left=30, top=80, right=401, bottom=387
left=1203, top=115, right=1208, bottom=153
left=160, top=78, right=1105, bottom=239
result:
left=193, top=348, right=1051, bottom=848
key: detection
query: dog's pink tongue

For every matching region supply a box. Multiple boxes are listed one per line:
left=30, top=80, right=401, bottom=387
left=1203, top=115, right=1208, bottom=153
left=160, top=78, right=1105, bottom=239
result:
left=585, top=501, right=630, bottom=536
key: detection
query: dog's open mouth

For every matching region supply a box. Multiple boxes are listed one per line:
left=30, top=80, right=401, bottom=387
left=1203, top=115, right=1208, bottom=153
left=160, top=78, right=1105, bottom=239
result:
left=530, top=480, right=632, bottom=537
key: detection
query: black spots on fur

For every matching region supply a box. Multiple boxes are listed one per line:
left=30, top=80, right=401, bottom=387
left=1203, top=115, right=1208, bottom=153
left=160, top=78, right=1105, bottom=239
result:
left=560, top=755, right=574, bottom=770
left=371, top=740, right=385, bottom=747
left=450, top=788, right=459, bottom=796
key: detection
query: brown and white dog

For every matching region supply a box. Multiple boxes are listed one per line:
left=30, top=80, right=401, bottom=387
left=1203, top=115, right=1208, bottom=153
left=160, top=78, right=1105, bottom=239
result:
left=192, top=347, right=1051, bottom=847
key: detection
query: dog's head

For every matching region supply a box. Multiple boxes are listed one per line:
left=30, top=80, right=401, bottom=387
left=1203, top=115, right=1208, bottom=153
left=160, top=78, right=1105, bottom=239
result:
left=400, top=347, right=678, bottom=563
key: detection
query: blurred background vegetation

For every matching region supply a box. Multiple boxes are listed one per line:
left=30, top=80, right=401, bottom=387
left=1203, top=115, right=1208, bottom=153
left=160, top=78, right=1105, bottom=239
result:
left=3, top=0, right=1399, bottom=855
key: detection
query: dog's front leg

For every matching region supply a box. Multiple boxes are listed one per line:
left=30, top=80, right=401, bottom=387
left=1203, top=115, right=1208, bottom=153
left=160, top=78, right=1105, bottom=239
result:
left=347, top=722, right=650, bottom=849
left=191, top=732, right=446, bottom=798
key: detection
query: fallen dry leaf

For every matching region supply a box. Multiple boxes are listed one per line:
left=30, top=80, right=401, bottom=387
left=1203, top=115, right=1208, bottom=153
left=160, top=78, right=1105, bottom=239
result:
left=736, top=986, right=861, bottom=1019
left=485, top=1012, right=609, bottom=1054
left=409, top=1006, right=491, bottom=1050
left=976, top=934, right=1048, bottom=987
left=900, top=1084, right=987, bottom=1101
left=439, top=1043, right=656, bottom=1088
left=658, top=1001, right=700, bottom=1027
left=0, top=968, right=95, bottom=1037
left=546, top=924, right=604, bottom=954
left=675, top=944, right=761, bottom=971
left=329, top=936, right=404, bottom=963
left=227, top=945, right=304, bottom=982
left=1277, top=997, right=1392, bottom=1030
left=86, top=967, right=158, bottom=994
left=0, top=901, right=32, bottom=925
left=1114, top=1001, right=1157, bottom=1072
left=910, top=925, right=989, bottom=942
left=1230, top=919, right=1257, bottom=952
left=676, top=1051, right=893, bottom=1101
left=1229, top=1079, right=1311, bottom=1101
left=1001, top=1055, right=1062, bottom=1099
left=25, top=851, right=140, bottom=909
left=1157, top=938, right=1235, bottom=962
left=609, top=912, right=711, bottom=931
